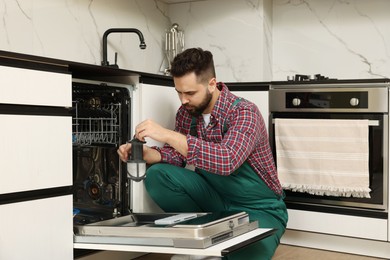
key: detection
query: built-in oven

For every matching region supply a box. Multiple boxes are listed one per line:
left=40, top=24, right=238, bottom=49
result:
left=269, top=79, right=390, bottom=219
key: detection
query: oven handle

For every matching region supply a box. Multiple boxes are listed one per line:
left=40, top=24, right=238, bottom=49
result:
left=271, top=119, right=380, bottom=126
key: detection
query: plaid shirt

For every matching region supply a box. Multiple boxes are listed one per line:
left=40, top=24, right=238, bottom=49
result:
left=156, top=82, right=283, bottom=195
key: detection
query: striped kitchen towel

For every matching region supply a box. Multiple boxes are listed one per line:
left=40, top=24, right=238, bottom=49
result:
left=275, top=118, right=371, bottom=198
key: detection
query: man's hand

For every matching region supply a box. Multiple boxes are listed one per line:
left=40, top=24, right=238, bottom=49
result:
left=135, top=119, right=189, bottom=157
left=117, top=143, right=131, bottom=162
left=135, top=119, right=169, bottom=143
left=117, top=142, right=162, bottom=164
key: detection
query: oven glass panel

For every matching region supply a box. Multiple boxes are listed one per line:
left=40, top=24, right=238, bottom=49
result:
left=270, top=112, right=385, bottom=212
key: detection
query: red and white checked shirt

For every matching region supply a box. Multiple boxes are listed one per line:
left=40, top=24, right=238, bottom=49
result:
left=155, top=82, right=283, bottom=196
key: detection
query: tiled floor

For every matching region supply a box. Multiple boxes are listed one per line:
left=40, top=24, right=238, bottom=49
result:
left=134, top=244, right=386, bottom=259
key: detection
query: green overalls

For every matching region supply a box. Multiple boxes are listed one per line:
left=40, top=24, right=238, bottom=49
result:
left=144, top=99, right=288, bottom=260
left=145, top=163, right=287, bottom=259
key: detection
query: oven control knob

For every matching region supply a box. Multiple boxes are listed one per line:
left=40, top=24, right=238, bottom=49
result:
left=350, top=98, right=359, bottom=107
left=292, top=98, right=301, bottom=107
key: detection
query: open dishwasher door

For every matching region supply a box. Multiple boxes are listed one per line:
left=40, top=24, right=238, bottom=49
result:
left=74, top=211, right=264, bottom=249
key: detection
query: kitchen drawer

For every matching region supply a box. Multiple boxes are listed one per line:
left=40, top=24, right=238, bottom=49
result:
left=0, top=195, right=73, bottom=260
left=287, top=209, right=388, bottom=241
left=0, top=65, right=71, bottom=107
left=0, top=114, right=72, bottom=194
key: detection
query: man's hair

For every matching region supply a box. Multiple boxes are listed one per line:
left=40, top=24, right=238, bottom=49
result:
left=170, top=48, right=216, bottom=84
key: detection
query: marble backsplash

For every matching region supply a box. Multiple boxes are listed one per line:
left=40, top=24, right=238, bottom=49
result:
left=170, top=0, right=390, bottom=81
left=0, top=0, right=388, bottom=81
left=0, top=0, right=170, bottom=73
left=169, top=0, right=273, bottom=82
left=272, top=0, right=390, bottom=81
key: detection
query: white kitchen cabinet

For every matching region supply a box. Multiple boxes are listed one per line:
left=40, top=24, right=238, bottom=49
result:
left=0, top=114, right=72, bottom=193
left=135, top=82, right=181, bottom=148
left=131, top=82, right=180, bottom=213
left=0, top=65, right=73, bottom=259
left=282, top=229, right=390, bottom=259
left=0, top=65, right=71, bottom=107
left=287, top=209, right=387, bottom=241
left=0, top=196, right=73, bottom=260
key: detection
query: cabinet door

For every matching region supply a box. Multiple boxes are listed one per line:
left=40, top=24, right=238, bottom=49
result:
left=0, top=114, right=72, bottom=194
left=0, top=195, right=73, bottom=260
left=0, top=65, right=71, bottom=107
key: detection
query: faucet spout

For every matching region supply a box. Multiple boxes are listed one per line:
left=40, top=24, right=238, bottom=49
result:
left=101, top=28, right=146, bottom=67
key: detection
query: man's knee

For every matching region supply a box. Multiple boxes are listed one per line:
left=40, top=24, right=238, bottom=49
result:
left=144, top=163, right=176, bottom=192
left=146, top=163, right=164, bottom=177
left=145, top=163, right=164, bottom=188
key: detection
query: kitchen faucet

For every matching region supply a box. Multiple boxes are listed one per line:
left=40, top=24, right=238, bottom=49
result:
left=101, top=28, right=146, bottom=68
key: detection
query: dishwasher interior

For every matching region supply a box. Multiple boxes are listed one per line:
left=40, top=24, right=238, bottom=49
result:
left=71, top=79, right=132, bottom=225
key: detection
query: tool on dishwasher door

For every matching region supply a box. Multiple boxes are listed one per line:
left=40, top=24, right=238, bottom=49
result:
left=126, top=138, right=146, bottom=182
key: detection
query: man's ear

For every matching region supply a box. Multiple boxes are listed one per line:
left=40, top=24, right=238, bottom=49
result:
left=208, top=77, right=217, bottom=92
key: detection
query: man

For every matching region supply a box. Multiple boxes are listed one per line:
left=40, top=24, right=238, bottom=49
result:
left=118, top=48, right=288, bottom=259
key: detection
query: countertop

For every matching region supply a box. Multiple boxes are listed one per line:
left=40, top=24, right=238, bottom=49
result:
left=1, top=49, right=388, bottom=88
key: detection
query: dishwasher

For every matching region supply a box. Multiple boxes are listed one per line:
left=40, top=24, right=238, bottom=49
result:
left=72, top=78, right=131, bottom=223
left=71, top=78, right=268, bottom=256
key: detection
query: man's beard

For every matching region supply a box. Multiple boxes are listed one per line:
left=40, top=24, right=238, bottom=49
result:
left=184, top=91, right=212, bottom=117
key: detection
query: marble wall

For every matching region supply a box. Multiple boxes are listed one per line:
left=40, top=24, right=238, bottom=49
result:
left=169, top=0, right=390, bottom=81
left=272, top=0, right=390, bottom=81
left=169, top=0, right=273, bottom=82
left=0, top=0, right=389, bottom=81
left=0, top=0, right=170, bottom=73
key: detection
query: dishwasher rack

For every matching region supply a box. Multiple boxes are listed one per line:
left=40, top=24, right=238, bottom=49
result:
left=72, top=101, right=121, bottom=146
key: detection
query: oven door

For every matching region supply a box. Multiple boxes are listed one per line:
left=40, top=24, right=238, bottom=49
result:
left=269, top=112, right=388, bottom=218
